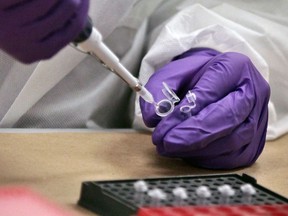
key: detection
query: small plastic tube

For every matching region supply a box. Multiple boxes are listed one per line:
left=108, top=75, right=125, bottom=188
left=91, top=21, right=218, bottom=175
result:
left=218, top=185, right=235, bottom=204
left=180, top=105, right=193, bottom=118
left=179, top=91, right=197, bottom=118
left=196, top=186, right=211, bottom=205
left=147, top=188, right=166, bottom=206
left=134, top=180, right=148, bottom=192
left=186, top=91, right=196, bottom=103
left=155, top=82, right=180, bottom=117
left=240, top=184, right=256, bottom=203
left=155, top=99, right=175, bottom=117
left=134, top=180, right=148, bottom=205
left=172, top=187, right=188, bottom=206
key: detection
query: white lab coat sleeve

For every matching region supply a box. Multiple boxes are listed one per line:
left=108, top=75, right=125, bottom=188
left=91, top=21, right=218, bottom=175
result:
left=133, top=3, right=288, bottom=140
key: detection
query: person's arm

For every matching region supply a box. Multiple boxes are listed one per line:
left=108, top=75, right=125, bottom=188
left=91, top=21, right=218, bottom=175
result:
left=0, top=0, right=89, bottom=63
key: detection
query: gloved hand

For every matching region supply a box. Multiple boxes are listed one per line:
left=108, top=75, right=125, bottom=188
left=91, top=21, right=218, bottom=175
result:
left=0, top=0, right=89, bottom=63
left=140, top=48, right=270, bottom=169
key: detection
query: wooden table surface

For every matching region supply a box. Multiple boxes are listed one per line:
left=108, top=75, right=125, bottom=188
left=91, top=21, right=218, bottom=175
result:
left=0, top=130, right=287, bottom=215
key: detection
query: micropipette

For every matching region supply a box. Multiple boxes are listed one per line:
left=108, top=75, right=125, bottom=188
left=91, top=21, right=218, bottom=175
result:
left=72, top=18, right=155, bottom=104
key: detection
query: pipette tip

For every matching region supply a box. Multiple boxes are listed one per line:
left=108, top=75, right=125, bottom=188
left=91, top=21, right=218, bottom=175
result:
left=138, top=87, right=155, bottom=104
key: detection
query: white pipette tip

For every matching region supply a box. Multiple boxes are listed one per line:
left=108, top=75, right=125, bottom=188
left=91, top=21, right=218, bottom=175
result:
left=138, top=87, right=155, bottom=104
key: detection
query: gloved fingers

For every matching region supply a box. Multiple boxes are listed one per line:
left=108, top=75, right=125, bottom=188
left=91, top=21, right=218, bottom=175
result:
left=20, top=0, right=86, bottom=42
left=186, top=115, right=268, bottom=170
left=139, top=99, right=161, bottom=128
left=145, top=53, right=218, bottom=102
left=247, top=61, right=270, bottom=103
left=181, top=114, right=266, bottom=170
left=0, top=0, right=59, bottom=26
left=141, top=51, right=253, bottom=128
left=162, top=117, right=254, bottom=158
left=0, top=0, right=89, bottom=63
left=2, top=0, right=89, bottom=63
left=153, top=82, right=254, bottom=154
left=186, top=52, right=253, bottom=116
left=140, top=50, right=219, bottom=128
left=0, top=0, right=30, bottom=10
left=183, top=142, right=254, bottom=169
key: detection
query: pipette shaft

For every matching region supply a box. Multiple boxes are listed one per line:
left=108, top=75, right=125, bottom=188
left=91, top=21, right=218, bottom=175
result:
left=72, top=18, right=154, bottom=104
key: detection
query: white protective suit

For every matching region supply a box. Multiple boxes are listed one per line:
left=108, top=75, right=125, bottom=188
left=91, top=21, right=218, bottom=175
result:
left=0, top=0, right=287, bottom=140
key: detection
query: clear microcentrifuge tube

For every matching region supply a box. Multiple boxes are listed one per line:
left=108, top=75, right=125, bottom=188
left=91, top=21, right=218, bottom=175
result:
left=180, top=105, right=193, bottom=118
left=180, top=90, right=197, bottom=118
left=155, top=82, right=180, bottom=117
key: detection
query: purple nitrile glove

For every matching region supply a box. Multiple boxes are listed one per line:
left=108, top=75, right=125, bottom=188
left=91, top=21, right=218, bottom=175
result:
left=140, top=48, right=270, bottom=169
left=0, top=0, right=89, bottom=63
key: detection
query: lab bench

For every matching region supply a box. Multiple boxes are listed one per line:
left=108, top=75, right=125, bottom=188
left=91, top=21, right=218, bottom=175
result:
left=0, top=129, right=287, bottom=216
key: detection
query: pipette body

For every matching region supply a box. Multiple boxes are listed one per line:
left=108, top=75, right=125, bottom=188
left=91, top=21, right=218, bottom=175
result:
left=73, top=19, right=154, bottom=104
